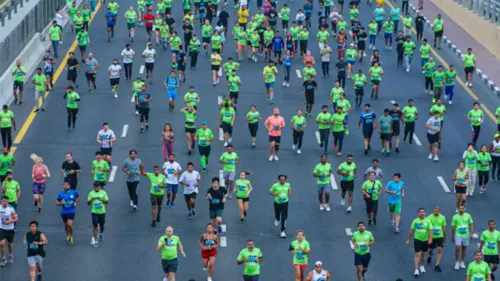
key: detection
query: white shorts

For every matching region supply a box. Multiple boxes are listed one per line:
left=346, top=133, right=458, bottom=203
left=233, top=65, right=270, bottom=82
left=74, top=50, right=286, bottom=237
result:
left=455, top=236, right=469, bottom=247
left=27, top=255, right=43, bottom=265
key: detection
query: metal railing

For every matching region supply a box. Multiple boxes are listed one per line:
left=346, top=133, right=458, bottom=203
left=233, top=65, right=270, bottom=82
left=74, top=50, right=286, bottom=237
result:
left=454, top=0, right=500, bottom=25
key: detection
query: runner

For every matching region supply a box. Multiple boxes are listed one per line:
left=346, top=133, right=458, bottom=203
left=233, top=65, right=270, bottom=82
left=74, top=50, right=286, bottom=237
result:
left=467, top=102, right=484, bottom=147
left=220, top=100, right=236, bottom=146
left=361, top=171, right=383, bottom=226
left=305, top=261, right=331, bottom=281
left=352, top=69, right=367, bottom=110
left=445, top=65, right=457, bottom=104
left=11, top=60, right=26, bottom=105
left=162, top=154, right=182, bottom=208
left=165, top=71, right=180, bottom=112
left=426, top=206, right=446, bottom=272
left=157, top=226, right=186, bottom=281
left=452, top=205, right=476, bottom=270
left=433, top=14, right=444, bottom=49
left=463, top=48, right=476, bottom=87
left=331, top=106, right=346, bottom=157
left=357, top=104, right=376, bottom=155
left=180, top=106, right=197, bottom=154
left=313, top=154, right=332, bottom=211
left=189, top=34, right=201, bottom=69
left=432, top=66, right=445, bottom=103
left=108, top=59, right=123, bottom=98
left=429, top=98, right=446, bottom=147
left=337, top=154, right=356, bottom=213
left=466, top=251, right=492, bottom=281
left=91, top=152, right=110, bottom=188
left=76, top=28, right=90, bottom=63
left=41, top=51, right=55, bottom=91
left=463, top=144, right=479, bottom=196
left=316, top=105, right=332, bottom=154
left=210, top=50, right=223, bottom=86
left=105, top=8, right=117, bottom=42
left=220, top=145, right=239, bottom=198
left=2, top=172, right=20, bottom=211
left=351, top=221, right=375, bottom=281
left=368, top=62, right=383, bottom=99
left=179, top=162, right=201, bottom=218
left=0, top=147, right=14, bottom=186
left=61, top=152, right=80, bottom=190
left=402, top=99, right=418, bottom=145
left=303, top=76, right=318, bottom=117
left=382, top=17, right=394, bottom=50
left=48, top=20, right=62, bottom=58
left=124, top=7, right=137, bottom=42
left=290, top=109, right=306, bottom=154
left=206, top=177, right=228, bottom=234
left=194, top=121, right=214, bottom=173
left=142, top=43, right=156, bottom=84
left=453, top=161, right=469, bottom=210
left=121, top=149, right=142, bottom=210
left=426, top=111, right=441, bottom=162
left=24, top=221, right=48, bottom=281
left=85, top=53, right=99, bottom=93
left=383, top=173, right=404, bottom=233
left=234, top=171, right=252, bottom=223
left=0, top=195, right=17, bottom=267
left=290, top=230, right=310, bottom=281
left=32, top=68, right=47, bottom=113
left=407, top=208, right=433, bottom=277
left=269, top=174, right=291, bottom=238
left=378, top=109, right=392, bottom=156
left=403, top=35, right=416, bottom=72
left=263, top=60, right=278, bottom=103
left=31, top=155, right=50, bottom=213
left=199, top=223, right=219, bottom=281
left=66, top=52, right=79, bottom=88
left=137, top=85, right=152, bottom=133
left=87, top=182, right=109, bottom=248
left=477, top=145, right=492, bottom=195
left=237, top=239, right=264, bottom=281
left=140, top=164, right=166, bottom=227
left=143, top=8, right=155, bottom=42
left=97, top=122, right=116, bottom=164
left=423, top=57, right=435, bottom=95
left=265, top=107, right=285, bottom=161
left=480, top=220, right=500, bottom=280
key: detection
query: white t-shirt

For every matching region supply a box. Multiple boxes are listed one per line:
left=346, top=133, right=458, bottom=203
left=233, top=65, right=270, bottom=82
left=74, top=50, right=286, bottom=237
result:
left=162, top=161, right=182, bottom=184
left=143, top=48, right=156, bottom=63
left=0, top=205, right=16, bottom=231
left=108, top=64, right=122, bottom=79
left=426, top=117, right=440, bottom=135
left=121, top=48, right=135, bottom=64
left=97, top=129, right=116, bottom=148
left=179, top=170, right=201, bottom=194
left=56, top=13, right=64, bottom=26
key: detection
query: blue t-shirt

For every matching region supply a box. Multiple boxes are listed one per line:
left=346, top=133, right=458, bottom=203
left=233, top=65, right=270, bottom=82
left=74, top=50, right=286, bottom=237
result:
left=283, top=56, right=292, bottom=67
left=165, top=77, right=179, bottom=91
left=304, top=3, right=313, bottom=18
left=57, top=190, right=80, bottom=214
left=386, top=180, right=404, bottom=204
left=105, top=12, right=117, bottom=25
left=272, top=36, right=284, bottom=51
left=359, top=110, right=376, bottom=130
left=138, top=92, right=151, bottom=108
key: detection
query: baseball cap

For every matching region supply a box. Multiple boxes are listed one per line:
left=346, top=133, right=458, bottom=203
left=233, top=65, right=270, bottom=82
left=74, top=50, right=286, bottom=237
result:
left=314, top=261, right=323, bottom=267
left=201, top=121, right=207, bottom=125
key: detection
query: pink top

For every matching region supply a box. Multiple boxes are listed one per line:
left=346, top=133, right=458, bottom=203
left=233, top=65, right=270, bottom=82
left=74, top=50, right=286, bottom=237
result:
left=33, top=165, right=47, bottom=184
left=265, top=115, right=285, bottom=137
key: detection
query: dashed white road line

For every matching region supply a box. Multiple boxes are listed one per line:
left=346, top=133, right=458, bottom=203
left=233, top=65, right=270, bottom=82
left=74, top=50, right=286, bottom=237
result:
left=121, top=124, right=129, bottom=138
left=219, top=128, right=224, bottom=141
left=217, top=95, right=222, bottom=105
left=221, top=224, right=227, bottom=232
left=345, top=228, right=353, bottom=236
left=130, top=95, right=135, bottom=103
left=413, top=135, right=422, bottom=146
left=390, top=100, right=396, bottom=104
left=437, top=176, right=451, bottom=193
left=108, top=166, right=118, bottom=183
left=330, top=174, right=338, bottom=190
left=139, top=65, right=145, bottom=74
left=296, top=69, right=302, bottom=79
left=315, top=131, right=321, bottom=144
left=219, top=170, right=225, bottom=187
left=220, top=236, right=227, bottom=247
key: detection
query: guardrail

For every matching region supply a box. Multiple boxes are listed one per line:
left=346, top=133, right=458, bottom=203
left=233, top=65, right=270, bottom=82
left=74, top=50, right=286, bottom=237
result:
left=454, top=0, right=500, bottom=25
left=0, top=0, right=28, bottom=27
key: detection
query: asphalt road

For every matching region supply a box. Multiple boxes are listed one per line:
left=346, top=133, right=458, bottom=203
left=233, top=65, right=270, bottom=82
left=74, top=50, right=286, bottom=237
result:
left=1, top=0, right=500, bottom=280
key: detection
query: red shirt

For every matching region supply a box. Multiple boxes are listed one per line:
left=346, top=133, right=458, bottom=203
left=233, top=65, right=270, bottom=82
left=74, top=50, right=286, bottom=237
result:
left=144, top=13, right=155, bottom=27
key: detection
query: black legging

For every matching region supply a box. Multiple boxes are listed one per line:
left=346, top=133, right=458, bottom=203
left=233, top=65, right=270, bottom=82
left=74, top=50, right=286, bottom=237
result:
left=333, top=131, right=345, bottom=152
left=124, top=63, right=133, bottom=80
left=273, top=202, right=288, bottom=232
left=67, top=108, right=78, bottom=128
left=284, top=66, right=291, bottom=83
left=0, top=127, right=12, bottom=149
left=397, top=50, right=403, bottom=66
left=319, top=128, right=330, bottom=153
left=492, top=155, right=500, bottom=180
left=139, top=108, right=150, bottom=123
left=425, top=77, right=434, bottom=90
left=472, top=125, right=481, bottom=146
left=321, top=61, right=330, bottom=76
left=292, top=130, right=304, bottom=149
left=299, top=40, right=308, bottom=56
left=403, top=121, right=415, bottom=144
left=478, top=170, right=489, bottom=187
left=402, top=1, right=409, bottom=14
left=337, top=74, right=346, bottom=89
left=248, top=123, right=258, bottom=137
left=416, top=27, right=423, bottom=42
left=127, top=181, right=139, bottom=205
left=190, top=51, right=199, bottom=68
left=282, top=20, right=288, bottom=30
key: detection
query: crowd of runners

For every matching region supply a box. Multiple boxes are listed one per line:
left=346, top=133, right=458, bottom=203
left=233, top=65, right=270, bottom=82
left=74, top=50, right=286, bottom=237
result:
left=2, top=0, right=500, bottom=280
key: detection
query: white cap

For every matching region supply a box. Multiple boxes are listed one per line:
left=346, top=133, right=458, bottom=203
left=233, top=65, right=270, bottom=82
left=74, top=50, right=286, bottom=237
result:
left=314, top=261, right=323, bottom=266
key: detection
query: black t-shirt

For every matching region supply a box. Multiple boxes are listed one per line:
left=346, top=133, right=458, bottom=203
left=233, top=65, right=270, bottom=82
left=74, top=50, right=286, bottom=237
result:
left=390, top=110, right=402, bottom=129
left=67, top=58, right=79, bottom=72
left=218, top=11, right=229, bottom=26
left=166, top=18, right=176, bottom=29
left=395, top=37, right=404, bottom=51
left=336, top=61, right=346, bottom=75
left=207, top=187, right=227, bottom=210
left=268, top=11, right=278, bottom=25
left=303, top=80, right=317, bottom=95
left=62, top=161, right=81, bottom=182
left=415, top=16, right=424, bottom=28
left=183, top=24, right=193, bottom=35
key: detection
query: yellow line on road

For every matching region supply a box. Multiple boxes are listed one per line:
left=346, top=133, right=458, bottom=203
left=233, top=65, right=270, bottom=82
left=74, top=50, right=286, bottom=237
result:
left=386, top=0, right=497, bottom=122
left=0, top=0, right=11, bottom=9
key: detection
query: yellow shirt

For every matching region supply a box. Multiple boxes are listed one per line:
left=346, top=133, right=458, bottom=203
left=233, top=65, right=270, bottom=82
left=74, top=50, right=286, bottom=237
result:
left=210, top=54, right=222, bottom=65
left=238, top=9, right=249, bottom=24
left=263, top=66, right=277, bottom=83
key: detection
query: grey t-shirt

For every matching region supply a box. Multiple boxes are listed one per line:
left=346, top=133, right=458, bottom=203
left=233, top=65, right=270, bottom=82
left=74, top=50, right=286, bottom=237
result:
left=85, top=58, right=99, bottom=74
left=122, top=158, right=142, bottom=182
left=365, top=167, right=383, bottom=181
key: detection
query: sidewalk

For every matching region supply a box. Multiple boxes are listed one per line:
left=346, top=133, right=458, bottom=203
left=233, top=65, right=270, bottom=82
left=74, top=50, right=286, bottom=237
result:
left=408, top=0, right=500, bottom=87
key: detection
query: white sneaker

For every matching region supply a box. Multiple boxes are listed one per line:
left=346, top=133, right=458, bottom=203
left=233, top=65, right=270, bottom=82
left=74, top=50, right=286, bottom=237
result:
left=224, top=141, right=228, bottom=147
left=207, top=277, right=213, bottom=281
left=414, top=269, right=419, bottom=277
left=274, top=219, right=280, bottom=226
left=135, top=111, right=139, bottom=116
left=419, top=265, right=426, bottom=273
left=454, top=262, right=460, bottom=270
left=133, top=205, right=137, bottom=210
left=91, top=236, right=96, bottom=245
left=273, top=155, right=279, bottom=161
left=114, top=93, right=118, bottom=98
left=325, top=205, right=331, bottom=211
left=163, top=277, right=169, bottom=281
left=346, top=206, right=352, bottom=213
left=130, top=200, right=134, bottom=207
left=469, top=83, right=473, bottom=88
left=203, top=267, right=208, bottom=271
left=228, top=137, right=232, bottom=143
left=406, top=68, right=409, bottom=72
left=428, top=153, right=433, bottom=160
left=469, top=192, right=474, bottom=196
left=320, top=204, right=325, bottom=211
left=280, top=231, right=286, bottom=238
left=283, top=81, right=286, bottom=86
left=292, top=144, right=296, bottom=150
left=433, top=156, right=439, bottom=162
left=340, top=198, right=346, bottom=206
left=460, top=261, right=466, bottom=269
left=269, top=155, right=274, bottom=161
left=286, top=82, right=290, bottom=87
left=449, top=100, right=452, bottom=105
left=297, top=149, right=301, bottom=154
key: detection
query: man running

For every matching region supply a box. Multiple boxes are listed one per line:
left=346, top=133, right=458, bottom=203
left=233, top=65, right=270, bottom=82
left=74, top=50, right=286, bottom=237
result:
left=108, top=59, right=123, bottom=98
left=179, top=162, right=200, bottom=218
left=55, top=181, right=80, bottom=248
left=97, top=122, right=116, bottom=164
left=263, top=60, right=278, bottom=103
left=85, top=53, right=99, bottom=93
left=407, top=208, right=432, bottom=277
left=11, top=60, right=26, bottom=105
left=206, top=177, right=228, bottom=234
left=140, top=164, right=166, bottom=227
left=452, top=205, right=476, bottom=270
left=358, top=104, right=376, bottom=155
left=426, top=206, right=446, bottom=272
left=306, top=261, right=331, bottom=281
left=61, top=152, right=80, bottom=190
left=270, top=174, right=291, bottom=238
left=157, top=226, right=186, bottom=281
left=402, top=99, right=418, bottom=145
left=163, top=154, right=182, bottom=208
left=121, top=150, right=142, bottom=210
left=384, top=173, right=404, bottom=233
left=91, top=152, right=110, bottom=188
left=237, top=239, right=264, bottom=281
left=0, top=105, right=16, bottom=150
left=361, top=172, right=382, bottom=226
left=24, top=221, right=48, bottom=281
left=352, top=221, right=375, bottom=281
left=312, top=154, right=332, bottom=211
left=137, top=85, right=152, bottom=133
left=480, top=220, right=500, bottom=280
left=220, top=145, right=239, bottom=198
left=0, top=195, right=17, bottom=267
left=194, top=121, right=214, bottom=173
left=265, top=107, right=285, bottom=161
left=463, top=48, right=476, bottom=87
left=337, top=154, right=357, bottom=213
left=466, top=251, right=492, bottom=281
left=87, top=182, right=109, bottom=248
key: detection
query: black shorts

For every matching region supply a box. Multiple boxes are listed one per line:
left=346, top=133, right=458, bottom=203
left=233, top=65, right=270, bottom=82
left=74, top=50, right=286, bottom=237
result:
left=211, top=65, right=220, bottom=71
left=0, top=229, right=15, bottom=243
left=146, top=26, right=153, bottom=33
left=363, top=129, right=373, bottom=139
left=185, top=127, right=196, bottom=134
left=212, top=48, right=221, bottom=54
left=248, top=123, right=258, bottom=138
left=355, top=88, right=364, bottom=96
left=455, top=185, right=466, bottom=194
left=177, top=64, right=186, bottom=72
left=414, top=239, right=429, bottom=252
left=162, top=258, right=178, bottom=273
left=202, top=37, right=210, bottom=44
left=94, top=180, right=106, bottom=188
left=184, top=192, right=197, bottom=202
left=67, top=70, right=77, bottom=82
left=341, top=180, right=355, bottom=192
left=371, top=80, right=380, bottom=86
left=364, top=198, right=378, bottom=214
left=427, top=133, right=439, bottom=144
left=464, top=66, right=475, bottom=75
left=221, top=122, right=233, bottom=134
left=429, top=237, right=444, bottom=249
left=305, top=93, right=315, bottom=104
left=110, top=78, right=120, bottom=86
left=265, top=43, right=272, bottom=49
left=85, top=72, right=96, bottom=82
left=145, top=62, right=154, bottom=71
left=485, top=254, right=500, bottom=265
left=79, top=45, right=87, bottom=53
left=237, top=196, right=249, bottom=202
left=268, top=136, right=281, bottom=143
left=354, top=253, right=371, bottom=267
left=434, top=30, right=443, bottom=38
left=357, top=41, right=365, bottom=51
left=61, top=213, right=76, bottom=222
left=198, top=145, right=211, bottom=156
left=150, top=194, right=164, bottom=206
left=380, top=133, right=391, bottom=141
left=91, top=213, right=106, bottom=227
left=229, top=91, right=239, bottom=100
left=100, top=147, right=113, bottom=156
left=13, top=81, right=24, bottom=91
left=243, top=275, right=260, bottom=281
left=391, top=125, right=400, bottom=136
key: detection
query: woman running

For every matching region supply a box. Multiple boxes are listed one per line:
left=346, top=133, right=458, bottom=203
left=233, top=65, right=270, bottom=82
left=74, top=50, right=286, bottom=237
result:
left=235, top=171, right=253, bottom=223
left=199, top=223, right=219, bottom=281
left=31, top=155, right=51, bottom=213
left=246, top=105, right=261, bottom=147
left=452, top=161, right=469, bottom=212
left=161, top=123, right=175, bottom=162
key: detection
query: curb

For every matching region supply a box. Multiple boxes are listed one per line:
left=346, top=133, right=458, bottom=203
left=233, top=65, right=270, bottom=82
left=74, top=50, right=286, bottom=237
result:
left=408, top=3, right=499, bottom=98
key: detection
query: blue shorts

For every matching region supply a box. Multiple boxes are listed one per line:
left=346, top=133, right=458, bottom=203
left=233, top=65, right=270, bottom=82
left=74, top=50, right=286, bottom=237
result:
left=33, top=183, right=46, bottom=195
left=127, top=22, right=135, bottom=29
left=167, top=90, right=177, bottom=100
left=107, top=23, right=115, bottom=28
left=421, top=58, right=429, bottom=67
left=265, top=82, right=275, bottom=89
left=445, top=85, right=454, bottom=95
left=347, top=60, right=355, bottom=65
left=171, top=50, right=180, bottom=55
left=317, top=184, right=329, bottom=193
left=166, top=184, right=179, bottom=193
left=384, top=33, right=393, bottom=39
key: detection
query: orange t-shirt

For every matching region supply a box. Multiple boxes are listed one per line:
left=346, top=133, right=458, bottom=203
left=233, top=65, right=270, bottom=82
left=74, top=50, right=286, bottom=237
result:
left=265, top=115, right=285, bottom=137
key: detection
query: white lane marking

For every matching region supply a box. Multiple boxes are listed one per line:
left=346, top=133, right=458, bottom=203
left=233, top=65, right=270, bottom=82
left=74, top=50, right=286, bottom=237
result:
left=315, top=131, right=321, bottom=144
left=219, top=128, right=224, bottom=141
left=437, top=176, right=451, bottom=193
left=217, top=95, right=222, bottom=105
left=221, top=224, right=227, bottom=232
left=390, top=100, right=396, bottom=104
left=121, top=124, right=129, bottom=138
left=219, top=170, right=225, bottom=187
left=108, top=166, right=118, bottom=183
left=139, top=65, right=145, bottom=74
left=220, top=236, right=227, bottom=247
left=331, top=174, right=338, bottom=190
left=296, top=69, right=302, bottom=79
left=349, top=240, right=355, bottom=250
left=413, top=134, right=422, bottom=146
left=130, top=95, right=135, bottom=103
left=346, top=228, right=353, bottom=236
